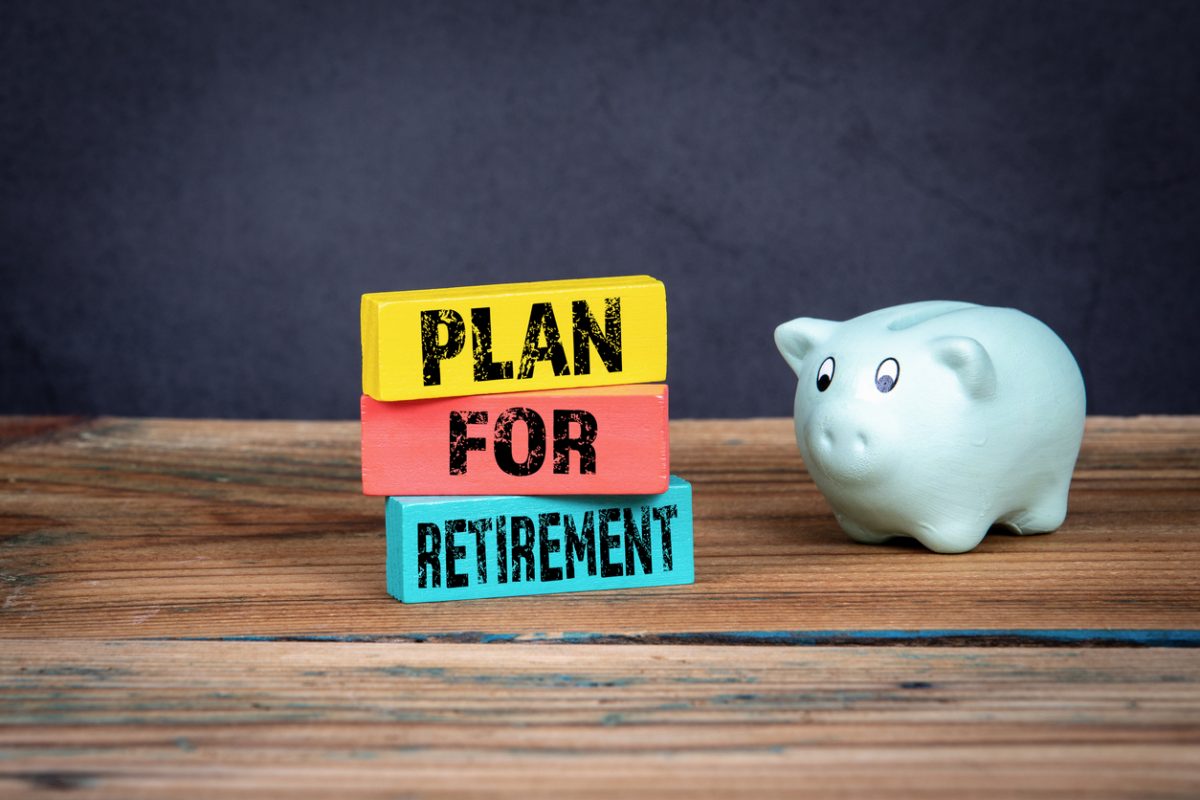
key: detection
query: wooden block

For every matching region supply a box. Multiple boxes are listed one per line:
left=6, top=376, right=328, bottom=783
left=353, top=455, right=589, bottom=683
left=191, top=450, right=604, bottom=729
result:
left=385, top=476, right=694, bottom=603
left=361, top=275, right=667, bottom=401
left=361, top=384, right=669, bottom=496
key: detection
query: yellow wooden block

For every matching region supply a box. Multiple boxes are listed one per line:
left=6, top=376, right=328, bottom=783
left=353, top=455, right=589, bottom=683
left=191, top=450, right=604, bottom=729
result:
left=362, top=275, right=667, bottom=400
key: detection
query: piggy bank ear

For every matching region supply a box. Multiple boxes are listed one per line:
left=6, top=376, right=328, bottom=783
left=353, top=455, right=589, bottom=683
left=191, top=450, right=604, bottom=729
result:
left=775, top=317, right=838, bottom=377
left=931, top=336, right=997, bottom=399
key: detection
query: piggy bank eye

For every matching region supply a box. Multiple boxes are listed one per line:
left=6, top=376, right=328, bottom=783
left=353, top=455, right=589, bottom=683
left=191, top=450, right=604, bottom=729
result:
left=816, top=357, right=835, bottom=392
left=875, top=358, right=900, bottom=393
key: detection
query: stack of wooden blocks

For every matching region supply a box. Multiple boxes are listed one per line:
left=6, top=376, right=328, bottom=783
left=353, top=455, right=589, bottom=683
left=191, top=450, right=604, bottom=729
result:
left=359, top=276, right=695, bottom=603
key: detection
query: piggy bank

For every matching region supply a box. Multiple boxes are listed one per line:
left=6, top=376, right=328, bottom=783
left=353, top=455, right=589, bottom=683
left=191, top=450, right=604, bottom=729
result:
left=774, top=301, right=1086, bottom=553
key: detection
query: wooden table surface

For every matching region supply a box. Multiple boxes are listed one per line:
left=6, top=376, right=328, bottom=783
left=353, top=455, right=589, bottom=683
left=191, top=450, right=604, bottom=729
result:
left=1, top=415, right=1198, bottom=797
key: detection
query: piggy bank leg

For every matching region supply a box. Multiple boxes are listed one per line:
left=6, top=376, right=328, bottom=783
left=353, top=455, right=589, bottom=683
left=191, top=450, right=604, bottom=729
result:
left=836, top=512, right=991, bottom=554
left=1000, top=479, right=1071, bottom=535
left=834, top=513, right=896, bottom=545
left=911, top=519, right=991, bottom=554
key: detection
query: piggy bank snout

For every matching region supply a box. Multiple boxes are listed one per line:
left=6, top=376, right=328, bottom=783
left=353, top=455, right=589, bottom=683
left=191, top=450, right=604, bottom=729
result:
left=803, top=411, right=892, bottom=482
left=812, top=418, right=872, bottom=451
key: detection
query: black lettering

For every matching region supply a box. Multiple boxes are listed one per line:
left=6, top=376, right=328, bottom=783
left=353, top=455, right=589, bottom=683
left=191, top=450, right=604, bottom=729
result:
left=449, top=410, right=488, bottom=475
left=538, top=513, right=564, bottom=582
left=518, top=302, right=570, bottom=379
left=444, top=519, right=467, bottom=588
left=624, top=507, right=652, bottom=576
left=553, top=409, right=597, bottom=474
left=653, top=504, right=678, bottom=571
left=496, top=515, right=509, bottom=584
left=572, top=297, right=622, bottom=375
left=472, top=307, right=514, bottom=382
left=564, top=511, right=597, bottom=579
left=598, top=508, right=623, bottom=578
left=493, top=407, right=546, bottom=476
left=510, top=516, right=535, bottom=582
left=421, top=309, right=466, bottom=387
left=417, top=522, right=442, bottom=589
left=470, top=518, right=492, bottom=584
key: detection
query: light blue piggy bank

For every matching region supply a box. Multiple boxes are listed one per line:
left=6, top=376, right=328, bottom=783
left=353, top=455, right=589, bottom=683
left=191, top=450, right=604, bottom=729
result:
left=775, top=301, right=1086, bottom=554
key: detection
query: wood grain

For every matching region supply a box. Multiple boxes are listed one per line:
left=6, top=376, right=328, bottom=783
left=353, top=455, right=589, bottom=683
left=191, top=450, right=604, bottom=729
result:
left=2, top=640, right=1198, bottom=798
left=1, top=415, right=1198, bottom=796
left=1, top=416, right=1197, bottom=639
left=0, top=419, right=1195, bottom=638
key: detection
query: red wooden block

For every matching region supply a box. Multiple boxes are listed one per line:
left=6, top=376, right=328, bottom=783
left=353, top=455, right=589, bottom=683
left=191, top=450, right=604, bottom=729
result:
left=361, top=385, right=670, bottom=496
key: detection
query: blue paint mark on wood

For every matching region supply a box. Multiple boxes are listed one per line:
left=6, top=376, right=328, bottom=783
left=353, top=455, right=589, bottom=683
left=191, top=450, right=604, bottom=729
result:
left=385, top=476, right=694, bottom=603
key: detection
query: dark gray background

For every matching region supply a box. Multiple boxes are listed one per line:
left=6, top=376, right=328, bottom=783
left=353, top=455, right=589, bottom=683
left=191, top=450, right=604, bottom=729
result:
left=3, top=0, right=1198, bottom=419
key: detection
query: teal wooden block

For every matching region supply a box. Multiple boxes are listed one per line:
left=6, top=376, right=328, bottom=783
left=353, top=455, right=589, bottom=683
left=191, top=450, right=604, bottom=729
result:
left=386, top=476, right=694, bottom=603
